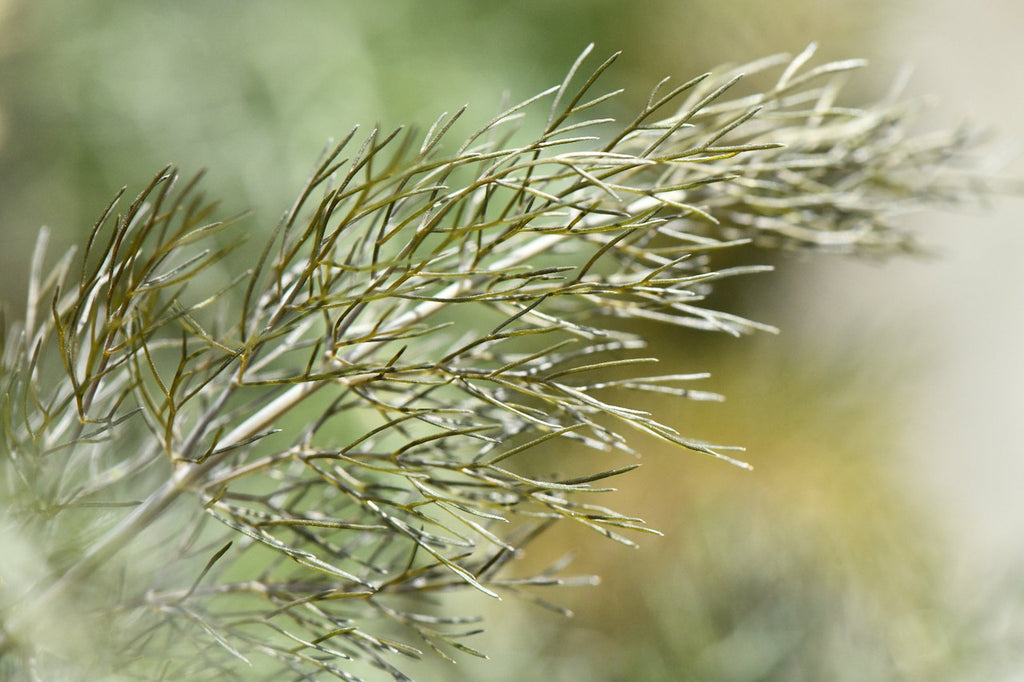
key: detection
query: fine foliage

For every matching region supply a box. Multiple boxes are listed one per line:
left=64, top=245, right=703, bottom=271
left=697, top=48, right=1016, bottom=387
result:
left=0, top=45, right=983, bottom=680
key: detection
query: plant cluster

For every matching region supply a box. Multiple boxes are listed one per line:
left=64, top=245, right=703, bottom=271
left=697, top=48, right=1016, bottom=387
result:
left=0, top=45, right=984, bottom=680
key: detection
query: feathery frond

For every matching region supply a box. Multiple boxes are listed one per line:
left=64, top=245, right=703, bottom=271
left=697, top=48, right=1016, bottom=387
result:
left=0, top=45, right=986, bottom=680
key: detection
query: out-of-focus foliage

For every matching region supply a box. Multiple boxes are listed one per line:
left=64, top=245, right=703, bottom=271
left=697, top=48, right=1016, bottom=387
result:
left=416, top=340, right=1004, bottom=681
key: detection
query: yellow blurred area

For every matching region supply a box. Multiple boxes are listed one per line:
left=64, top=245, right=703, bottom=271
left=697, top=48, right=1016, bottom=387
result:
left=405, top=333, right=971, bottom=680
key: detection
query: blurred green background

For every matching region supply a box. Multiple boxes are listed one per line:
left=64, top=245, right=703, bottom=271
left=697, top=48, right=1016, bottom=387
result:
left=3, top=1, right=1024, bottom=679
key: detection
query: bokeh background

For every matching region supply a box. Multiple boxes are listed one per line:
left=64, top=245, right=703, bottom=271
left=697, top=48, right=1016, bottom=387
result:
left=2, top=1, right=1023, bottom=679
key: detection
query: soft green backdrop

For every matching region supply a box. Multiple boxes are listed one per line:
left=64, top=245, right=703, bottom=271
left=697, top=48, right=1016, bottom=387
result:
left=3, top=1, right=1023, bottom=679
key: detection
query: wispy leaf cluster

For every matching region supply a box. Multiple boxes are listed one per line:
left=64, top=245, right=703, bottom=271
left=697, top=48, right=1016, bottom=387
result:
left=0, top=45, right=985, bottom=680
